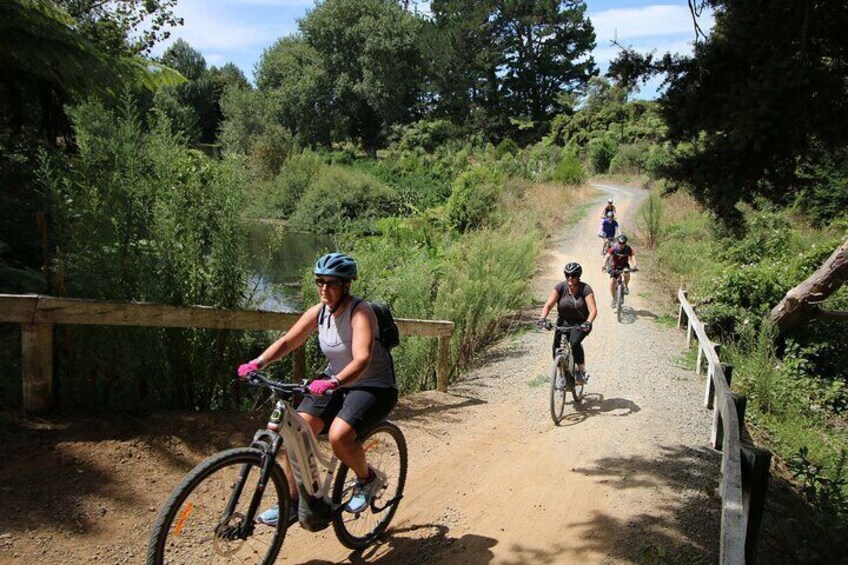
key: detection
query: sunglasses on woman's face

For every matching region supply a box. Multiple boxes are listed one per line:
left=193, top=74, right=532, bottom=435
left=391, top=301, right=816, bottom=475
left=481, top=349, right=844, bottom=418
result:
left=315, top=278, right=343, bottom=288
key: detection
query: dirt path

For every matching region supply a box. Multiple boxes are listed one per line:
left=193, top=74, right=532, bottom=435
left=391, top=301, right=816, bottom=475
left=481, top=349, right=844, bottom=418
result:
left=0, top=182, right=721, bottom=564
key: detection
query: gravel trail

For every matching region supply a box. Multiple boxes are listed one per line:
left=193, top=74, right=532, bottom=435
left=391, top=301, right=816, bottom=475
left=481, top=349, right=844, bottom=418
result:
left=0, top=182, right=721, bottom=564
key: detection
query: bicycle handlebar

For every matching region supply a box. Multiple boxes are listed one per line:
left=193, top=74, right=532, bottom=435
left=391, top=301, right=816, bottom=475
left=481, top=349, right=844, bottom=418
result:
left=243, top=371, right=305, bottom=396
left=538, top=320, right=582, bottom=333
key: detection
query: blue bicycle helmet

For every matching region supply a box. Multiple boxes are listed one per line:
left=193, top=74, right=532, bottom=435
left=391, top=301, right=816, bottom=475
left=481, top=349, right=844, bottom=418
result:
left=314, top=252, right=358, bottom=280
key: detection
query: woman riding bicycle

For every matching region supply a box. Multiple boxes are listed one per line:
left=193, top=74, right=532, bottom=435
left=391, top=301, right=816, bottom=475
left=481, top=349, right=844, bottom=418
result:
left=237, top=252, right=397, bottom=525
left=603, top=235, right=639, bottom=308
left=537, top=262, right=598, bottom=383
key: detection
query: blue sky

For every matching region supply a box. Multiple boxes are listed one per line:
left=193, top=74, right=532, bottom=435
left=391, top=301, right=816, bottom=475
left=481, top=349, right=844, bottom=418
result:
left=151, top=0, right=713, bottom=99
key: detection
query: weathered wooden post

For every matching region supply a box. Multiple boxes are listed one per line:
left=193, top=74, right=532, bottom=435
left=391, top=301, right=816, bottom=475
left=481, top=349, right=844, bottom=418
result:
left=711, top=363, right=734, bottom=449
left=704, top=343, right=722, bottom=409
left=437, top=335, right=451, bottom=392
left=22, top=322, right=54, bottom=414
left=732, top=393, right=748, bottom=438
left=677, top=289, right=689, bottom=329
left=741, top=445, right=772, bottom=564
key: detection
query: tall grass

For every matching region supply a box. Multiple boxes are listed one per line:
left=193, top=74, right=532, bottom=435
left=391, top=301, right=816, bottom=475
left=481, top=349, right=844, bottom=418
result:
left=638, top=190, right=664, bottom=249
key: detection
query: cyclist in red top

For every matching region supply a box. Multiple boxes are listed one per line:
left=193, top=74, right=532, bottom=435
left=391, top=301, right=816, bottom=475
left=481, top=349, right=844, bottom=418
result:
left=603, top=235, right=639, bottom=308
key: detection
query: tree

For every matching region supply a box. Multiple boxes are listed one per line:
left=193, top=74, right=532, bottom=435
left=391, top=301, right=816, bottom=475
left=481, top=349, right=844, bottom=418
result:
left=495, top=0, right=597, bottom=132
left=650, top=1, right=848, bottom=224
left=56, top=0, right=183, bottom=56
left=427, top=0, right=596, bottom=140
left=255, top=36, right=333, bottom=147
left=299, top=0, right=424, bottom=154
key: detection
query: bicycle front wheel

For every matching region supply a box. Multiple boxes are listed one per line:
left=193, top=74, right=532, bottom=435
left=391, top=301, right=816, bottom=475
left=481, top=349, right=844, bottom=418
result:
left=550, top=353, right=568, bottom=424
left=147, top=447, right=289, bottom=565
left=616, top=283, right=624, bottom=322
left=332, top=421, right=408, bottom=549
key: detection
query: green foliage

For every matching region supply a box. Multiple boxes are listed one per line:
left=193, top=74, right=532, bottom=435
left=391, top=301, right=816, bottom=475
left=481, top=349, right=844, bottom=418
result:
left=638, top=190, right=664, bottom=248
left=434, top=227, right=539, bottom=366
left=289, top=165, right=402, bottom=234
left=550, top=149, right=586, bottom=185
left=653, top=1, right=848, bottom=223
left=390, top=120, right=456, bottom=153
left=795, top=145, right=848, bottom=225
left=36, top=95, right=253, bottom=410
left=587, top=136, right=617, bottom=174
left=255, top=150, right=324, bottom=219
left=496, top=138, right=519, bottom=158
left=219, top=87, right=295, bottom=180
left=446, top=166, right=503, bottom=232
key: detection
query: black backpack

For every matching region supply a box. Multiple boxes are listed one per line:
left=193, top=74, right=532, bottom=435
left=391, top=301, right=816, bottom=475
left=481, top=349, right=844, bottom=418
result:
left=365, top=300, right=401, bottom=350
left=319, top=298, right=401, bottom=351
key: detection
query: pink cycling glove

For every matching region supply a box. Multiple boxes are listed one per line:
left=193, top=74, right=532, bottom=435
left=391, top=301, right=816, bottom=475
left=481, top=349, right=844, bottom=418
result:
left=308, top=378, right=338, bottom=395
left=237, top=360, right=262, bottom=379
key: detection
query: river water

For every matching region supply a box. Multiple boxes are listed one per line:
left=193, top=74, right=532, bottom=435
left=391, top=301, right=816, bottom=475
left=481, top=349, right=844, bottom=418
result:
left=244, top=222, right=333, bottom=312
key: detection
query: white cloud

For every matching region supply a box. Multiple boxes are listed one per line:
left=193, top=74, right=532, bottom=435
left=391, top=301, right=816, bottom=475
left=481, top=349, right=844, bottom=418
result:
left=590, top=4, right=713, bottom=42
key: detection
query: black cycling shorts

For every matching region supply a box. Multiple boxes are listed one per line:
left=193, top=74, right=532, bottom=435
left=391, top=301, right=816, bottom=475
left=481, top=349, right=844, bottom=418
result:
left=297, top=386, right=398, bottom=437
left=609, top=264, right=630, bottom=278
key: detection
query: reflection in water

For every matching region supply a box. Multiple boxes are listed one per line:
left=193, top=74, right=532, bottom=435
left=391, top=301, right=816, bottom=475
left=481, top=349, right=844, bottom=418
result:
left=245, top=222, right=333, bottom=312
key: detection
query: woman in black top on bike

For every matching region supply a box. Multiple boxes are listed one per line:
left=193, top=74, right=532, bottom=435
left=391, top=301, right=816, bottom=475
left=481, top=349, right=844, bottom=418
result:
left=538, top=262, right=598, bottom=382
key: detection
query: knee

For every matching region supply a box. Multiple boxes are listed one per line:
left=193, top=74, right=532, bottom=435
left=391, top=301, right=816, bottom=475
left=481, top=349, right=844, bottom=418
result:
left=328, top=423, right=356, bottom=449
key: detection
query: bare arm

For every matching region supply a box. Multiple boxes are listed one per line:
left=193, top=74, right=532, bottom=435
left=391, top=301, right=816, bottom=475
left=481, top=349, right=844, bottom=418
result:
left=630, top=249, right=638, bottom=269
left=258, top=303, right=322, bottom=364
left=540, top=288, right=559, bottom=320
left=585, top=292, right=598, bottom=323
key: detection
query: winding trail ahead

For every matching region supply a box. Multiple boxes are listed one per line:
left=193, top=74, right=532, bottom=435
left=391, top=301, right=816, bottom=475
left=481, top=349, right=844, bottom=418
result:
left=0, top=182, right=721, bottom=564
left=277, top=181, right=721, bottom=563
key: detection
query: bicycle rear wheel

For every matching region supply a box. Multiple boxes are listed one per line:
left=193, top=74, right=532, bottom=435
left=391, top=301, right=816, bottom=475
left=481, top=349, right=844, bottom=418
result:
left=147, top=447, right=289, bottom=565
left=550, top=353, right=568, bottom=424
left=332, top=421, right=407, bottom=550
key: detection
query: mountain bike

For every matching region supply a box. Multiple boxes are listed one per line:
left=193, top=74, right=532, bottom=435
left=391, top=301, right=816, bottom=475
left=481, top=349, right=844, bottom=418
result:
left=540, top=321, right=585, bottom=425
left=608, top=267, right=637, bottom=322
left=146, top=372, right=407, bottom=564
left=599, top=234, right=614, bottom=256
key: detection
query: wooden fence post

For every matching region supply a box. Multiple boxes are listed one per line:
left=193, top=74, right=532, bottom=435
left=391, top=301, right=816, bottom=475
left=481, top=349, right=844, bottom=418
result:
left=733, top=393, right=748, bottom=439
left=695, top=343, right=703, bottom=375
left=293, top=346, right=306, bottom=382
left=22, top=323, right=54, bottom=415
left=704, top=343, right=723, bottom=409
left=711, top=363, right=734, bottom=449
left=686, top=318, right=694, bottom=348
left=677, top=290, right=688, bottom=329
left=741, top=445, right=772, bottom=565
left=437, top=335, right=451, bottom=392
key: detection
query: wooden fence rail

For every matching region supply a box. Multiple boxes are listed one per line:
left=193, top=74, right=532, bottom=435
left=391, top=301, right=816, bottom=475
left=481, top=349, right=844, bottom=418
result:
left=677, top=289, right=771, bottom=565
left=0, top=294, right=455, bottom=414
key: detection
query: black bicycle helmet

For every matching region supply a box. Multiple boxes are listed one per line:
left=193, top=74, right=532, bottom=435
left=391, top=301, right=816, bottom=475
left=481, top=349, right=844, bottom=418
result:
left=314, top=252, right=358, bottom=280
left=618, top=235, right=628, bottom=244
left=563, top=262, right=583, bottom=278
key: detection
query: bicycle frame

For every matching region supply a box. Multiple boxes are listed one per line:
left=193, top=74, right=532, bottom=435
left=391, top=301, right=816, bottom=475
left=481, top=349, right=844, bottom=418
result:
left=252, top=394, right=339, bottom=501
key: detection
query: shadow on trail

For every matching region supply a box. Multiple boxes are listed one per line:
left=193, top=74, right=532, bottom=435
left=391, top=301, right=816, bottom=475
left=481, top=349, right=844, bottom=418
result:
left=616, top=305, right=659, bottom=324
left=557, top=392, right=641, bottom=426
left=565, top=444, right=722, bottom=562
left=297, top=523, right=498, bottom=565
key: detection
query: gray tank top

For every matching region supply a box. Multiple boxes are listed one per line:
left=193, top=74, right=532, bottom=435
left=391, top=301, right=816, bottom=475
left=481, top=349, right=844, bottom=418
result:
left=318, top=298, right=396, bottom=389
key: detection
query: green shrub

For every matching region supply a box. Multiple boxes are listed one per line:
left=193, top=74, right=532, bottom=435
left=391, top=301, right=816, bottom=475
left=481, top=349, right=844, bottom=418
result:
left=446, top=165, right=503, bottom=232
left=496, top=138, right=519, bottom=158
left=609, top=142, right=650, bottom=174
left=37, top=96, right=254, bottom=411
left=550, top=149, right=586, bottom=185
left=391, top=119, right=456, bottom=153
left=587, top=136, right=618, bottom=174
left=259, top=150, right=324, bottom=218
left=289, top=165, right=402, bottom=234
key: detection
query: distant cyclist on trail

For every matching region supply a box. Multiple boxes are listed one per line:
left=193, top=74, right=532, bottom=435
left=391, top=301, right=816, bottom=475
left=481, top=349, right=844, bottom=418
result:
left=598, top=211, right=619, bottom=253
left=237, top=252, right=397, bottom=525
left=602, top=198, right=616, bottom=218
left=537, top=262, right=598, bottom=384
left=603, top=235, right=639, bottom=308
